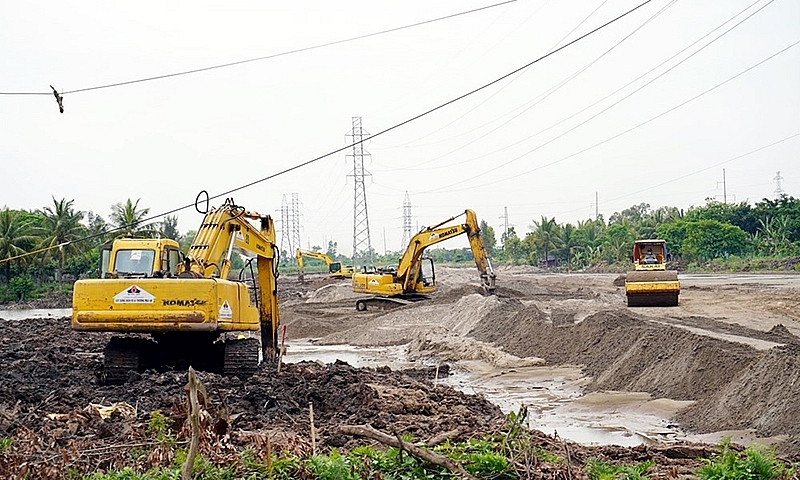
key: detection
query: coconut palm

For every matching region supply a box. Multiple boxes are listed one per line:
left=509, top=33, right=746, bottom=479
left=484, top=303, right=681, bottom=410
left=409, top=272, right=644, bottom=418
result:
left=0, top=208, right=38, bottom=284
left=530, top=216, right=560, bottom=267
left=110, top=198, right=156, bottom=238
left=37, top=197, right=86, bottom=282
left=557, top=223, right=579, bottom=269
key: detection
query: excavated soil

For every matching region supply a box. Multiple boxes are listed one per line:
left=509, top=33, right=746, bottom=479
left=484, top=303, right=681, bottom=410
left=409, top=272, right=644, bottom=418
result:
left=1, top=268, right=800, bottom=478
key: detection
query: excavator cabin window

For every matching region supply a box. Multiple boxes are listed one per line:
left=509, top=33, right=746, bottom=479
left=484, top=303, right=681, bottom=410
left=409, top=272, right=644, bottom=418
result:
left=114, top=249, right=155, bottom=278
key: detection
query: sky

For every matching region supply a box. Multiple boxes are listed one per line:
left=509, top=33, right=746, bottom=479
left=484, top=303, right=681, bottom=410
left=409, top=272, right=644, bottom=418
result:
left=2, top=0, right=799, bottom=257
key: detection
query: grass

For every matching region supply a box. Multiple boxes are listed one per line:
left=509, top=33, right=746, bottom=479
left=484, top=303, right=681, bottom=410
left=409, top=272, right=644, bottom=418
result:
left=697, top=439, right=796, bottom=480
left=16, top=409, right=800, bottom=480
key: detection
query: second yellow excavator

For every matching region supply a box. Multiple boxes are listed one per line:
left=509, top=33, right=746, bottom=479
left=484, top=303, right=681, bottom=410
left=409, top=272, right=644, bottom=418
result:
left=295, top=249, right=355, bottom=282
left=352, top=209, right=496, bottom=310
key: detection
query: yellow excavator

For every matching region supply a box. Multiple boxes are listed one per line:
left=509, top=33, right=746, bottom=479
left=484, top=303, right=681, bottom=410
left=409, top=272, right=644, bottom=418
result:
left=352, top=209, right=496, bottom=310
left=71, top=198, right=281, bottom=382
left=625, top=239, right=680, bottom=307
left=295, top=249, right=355, bottom=282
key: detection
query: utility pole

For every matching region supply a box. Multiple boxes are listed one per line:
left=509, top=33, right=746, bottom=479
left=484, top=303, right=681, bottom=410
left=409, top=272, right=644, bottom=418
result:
left=716, top=169, right=736, bottom=204
left=774, top=171, right=785, bottom=198
left=347, top=117, right=373, bottom=265
left=589, top=192, right=599, bottom=220
left=716, top=169, right=728, bottom=203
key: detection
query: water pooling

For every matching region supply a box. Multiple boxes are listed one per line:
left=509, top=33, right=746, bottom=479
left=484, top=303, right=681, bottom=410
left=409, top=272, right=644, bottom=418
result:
left=283, top=339, right=691, bottom=447
left=0, top=308, right=72, bottom=321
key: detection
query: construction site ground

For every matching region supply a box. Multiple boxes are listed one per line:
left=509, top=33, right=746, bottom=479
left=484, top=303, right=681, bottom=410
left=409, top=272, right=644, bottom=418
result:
left=1, top=266, right=799, bottom=477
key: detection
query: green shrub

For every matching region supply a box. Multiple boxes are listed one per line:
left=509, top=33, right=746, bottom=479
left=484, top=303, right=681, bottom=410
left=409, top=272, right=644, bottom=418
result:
left=697, top=440, right=794, bottom=480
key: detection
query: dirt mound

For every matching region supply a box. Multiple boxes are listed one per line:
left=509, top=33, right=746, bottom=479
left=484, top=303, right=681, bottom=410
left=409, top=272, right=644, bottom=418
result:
left=466, top=303, right=800, bottom=458
left=470, top=309, right=760, bottom=401
left=675, top=342, right=800, bottom=437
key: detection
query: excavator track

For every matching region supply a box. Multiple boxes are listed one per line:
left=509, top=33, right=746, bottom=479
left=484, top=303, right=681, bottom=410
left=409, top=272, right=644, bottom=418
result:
left=223, top=338, right=261, bottom=378
left=103, top=337, right=150, bottom=384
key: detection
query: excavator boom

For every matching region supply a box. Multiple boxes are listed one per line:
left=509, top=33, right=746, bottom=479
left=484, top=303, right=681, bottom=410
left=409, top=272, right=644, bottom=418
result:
left=353, top=209, right=495, bottom=310
left=296, top=249, right=354, bottom=281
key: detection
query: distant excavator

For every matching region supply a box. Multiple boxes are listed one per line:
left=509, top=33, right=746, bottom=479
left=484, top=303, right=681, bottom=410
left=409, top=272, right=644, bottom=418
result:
left=625, top=239, right=680, bottom=307
left=352, top=209, right=496, bottom=310
left=295, top=249, right=354, bottom=282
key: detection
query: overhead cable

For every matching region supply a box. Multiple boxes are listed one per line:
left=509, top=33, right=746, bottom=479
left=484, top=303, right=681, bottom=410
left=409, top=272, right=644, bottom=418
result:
left=0, top=1, right=517, bottom=96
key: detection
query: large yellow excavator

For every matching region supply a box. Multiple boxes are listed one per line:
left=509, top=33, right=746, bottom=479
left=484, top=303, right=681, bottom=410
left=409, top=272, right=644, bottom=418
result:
left=352, top=209, right=496, bottom=310
left=295, top=249, right=355, bottom=282
left=71, top=198, right=281, bottom=382
left=625, top=239, right=680, bottom=307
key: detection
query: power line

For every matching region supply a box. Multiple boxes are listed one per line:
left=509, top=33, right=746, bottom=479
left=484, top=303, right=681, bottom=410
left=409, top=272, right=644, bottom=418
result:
left=0, top=0, right=653, bottom=265
left=0, top=1, right=517, bottom=96
left=556, top=132, right=800, bottom=216
left=427, top=36, right=800, bottom=195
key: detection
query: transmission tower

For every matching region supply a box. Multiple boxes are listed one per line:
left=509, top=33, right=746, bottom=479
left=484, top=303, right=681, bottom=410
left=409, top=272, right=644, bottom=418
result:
left=401, top=191, right=412, bottom=249
left=279, top=195, right=291, bottom=259
left=347, top=117, right=373, bottom=264
left=499, top=206, right=509, bottom=243
left=290, top=193, right=302, bottom=258
left=774, top=171, right=785, bottom=198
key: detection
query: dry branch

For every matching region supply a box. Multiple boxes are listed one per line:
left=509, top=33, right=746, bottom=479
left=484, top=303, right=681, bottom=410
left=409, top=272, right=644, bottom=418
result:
left=181, top=367, right=201, bottom=480
left=337, top=424, right=477, bottom=479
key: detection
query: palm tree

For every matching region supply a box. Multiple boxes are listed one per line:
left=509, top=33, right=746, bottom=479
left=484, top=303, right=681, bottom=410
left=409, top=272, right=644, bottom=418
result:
left=557, top=223, right=578, bottom=270
left=530, top=216, right=560, bottom=267
left=37, top=197, right=86, bottom=282
left=161, top=215, right=180, bottom=240
left=110, top=198, right=156, bottom=238
left=0, top=208, right=38, bottom=284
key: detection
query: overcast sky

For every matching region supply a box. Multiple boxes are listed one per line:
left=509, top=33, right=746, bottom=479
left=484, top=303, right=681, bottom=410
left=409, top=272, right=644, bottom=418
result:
left=2, top=0, right=798, bottom=256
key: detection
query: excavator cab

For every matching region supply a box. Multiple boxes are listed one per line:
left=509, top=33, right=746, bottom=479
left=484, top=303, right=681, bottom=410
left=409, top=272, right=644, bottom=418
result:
left=100, top=238, right=182, bottom=279
left=419, top=257, right=435, bottom=287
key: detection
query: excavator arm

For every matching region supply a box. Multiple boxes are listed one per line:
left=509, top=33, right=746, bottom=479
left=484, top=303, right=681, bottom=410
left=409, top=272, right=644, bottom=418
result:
left=177, top=199, right=280, bottom=351
left=296, top=249, right=340, bottom=282
left=377, top=209, right=496, bottom=295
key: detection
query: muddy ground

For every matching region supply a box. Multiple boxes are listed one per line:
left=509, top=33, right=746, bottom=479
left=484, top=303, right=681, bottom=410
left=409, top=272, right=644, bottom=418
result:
left=0, top=267, right=799, bottom=478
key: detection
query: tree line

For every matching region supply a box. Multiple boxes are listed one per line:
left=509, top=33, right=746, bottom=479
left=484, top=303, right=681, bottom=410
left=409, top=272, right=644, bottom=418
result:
left=364, top=195, right=800, bottom=272
left=0, top=197, right=181, bottom=302
left=1, top=195, right=799, bottom=303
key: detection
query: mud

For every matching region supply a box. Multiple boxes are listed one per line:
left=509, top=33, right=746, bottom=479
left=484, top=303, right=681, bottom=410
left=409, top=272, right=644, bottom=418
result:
left=281, top=268, right=800, bottom=459
left=2, top=267, right=800, bottom=478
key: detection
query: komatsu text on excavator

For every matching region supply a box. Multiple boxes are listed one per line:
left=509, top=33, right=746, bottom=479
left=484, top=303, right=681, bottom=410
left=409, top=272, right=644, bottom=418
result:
left=295, top=249, right=355, bottom=282
left=71, top=198, right=280, bottom=383
left=625, top=239, right=680, bottom=307
left=352, top=209, right=496, bottom=310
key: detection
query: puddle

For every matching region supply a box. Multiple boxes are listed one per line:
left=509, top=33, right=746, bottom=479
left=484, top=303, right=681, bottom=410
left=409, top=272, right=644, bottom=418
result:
left=0, top=308, right=72, bottom=321
left=284, top=339, right=692, bottom=447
